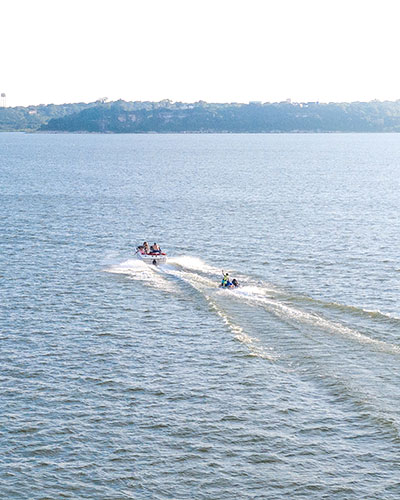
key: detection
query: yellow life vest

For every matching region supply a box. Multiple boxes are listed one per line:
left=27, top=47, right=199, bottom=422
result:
left=221, top=274, right=229, bottom=286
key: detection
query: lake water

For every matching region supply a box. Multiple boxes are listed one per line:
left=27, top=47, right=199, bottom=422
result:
left=1, top=132, right=400, bottom=499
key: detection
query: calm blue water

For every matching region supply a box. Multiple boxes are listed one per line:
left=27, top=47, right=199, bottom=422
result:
left=1, top=132, right=400, bottom=499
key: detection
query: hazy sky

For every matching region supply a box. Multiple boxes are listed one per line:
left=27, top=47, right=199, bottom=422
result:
left=2, top=0, right=400, bottom=106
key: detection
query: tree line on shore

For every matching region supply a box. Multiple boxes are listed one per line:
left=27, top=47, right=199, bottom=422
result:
left=3, top=99, right=400, bottom=133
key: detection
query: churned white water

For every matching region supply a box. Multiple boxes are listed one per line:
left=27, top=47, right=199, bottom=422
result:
left=1, top=132, right=400, bottom=499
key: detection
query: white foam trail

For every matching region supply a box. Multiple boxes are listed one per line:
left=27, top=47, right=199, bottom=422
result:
left=167, top=256, right=221, bottom=275
left=104, top=259, right=177, bottom=292
left=162, top=265, right=216, bottom=288
left=208, top=297, right=278, bottom=361
left=359, top=308, right=400, bottom=322
left=161, top=266, right=276, bottom=361
left=231, top=287, right=400, bottom=356
left=299, top=295, right=400, bottom=323
left=105, top=257, right=400, bottom=356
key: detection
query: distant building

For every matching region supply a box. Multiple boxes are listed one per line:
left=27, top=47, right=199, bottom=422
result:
left=0, top=93, right=6, bottom=107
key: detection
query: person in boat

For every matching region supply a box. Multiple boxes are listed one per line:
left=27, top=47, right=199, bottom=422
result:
left=152, top=243, right=161, bottom=254
left=143, top=242, right=150, bottom=254
left=232, top=278, right=239, bottom=288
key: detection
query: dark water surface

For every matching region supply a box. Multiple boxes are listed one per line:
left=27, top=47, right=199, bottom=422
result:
left=1, top=132, right=400, bottom=499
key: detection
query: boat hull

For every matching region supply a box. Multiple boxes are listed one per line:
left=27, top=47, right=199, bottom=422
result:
left=137, top=252, right=167, bottom=265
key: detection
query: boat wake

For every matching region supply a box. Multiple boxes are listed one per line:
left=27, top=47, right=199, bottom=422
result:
left=104, top=254, right=400, bottom=358
left=104, top=258, right=177, bottom=293
left=231, top=286, right=400, bottom=356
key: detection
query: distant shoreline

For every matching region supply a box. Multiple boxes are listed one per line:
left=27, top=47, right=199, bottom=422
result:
left=3, top=99, right=400, bottom=133
left=3, top=130, right=400, bottom=135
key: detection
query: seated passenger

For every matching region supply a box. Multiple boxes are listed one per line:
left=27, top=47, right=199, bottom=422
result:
left=152, top=243, right=161, bottom=254
left=232, top=278, right=239, bottom=287
left=143, top=242, right=150, bottom=254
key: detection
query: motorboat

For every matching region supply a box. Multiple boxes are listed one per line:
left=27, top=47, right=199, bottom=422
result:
left=136, top=246, right=167, bottom=265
